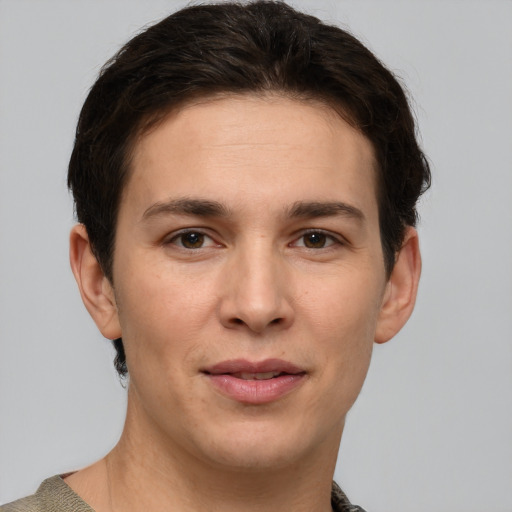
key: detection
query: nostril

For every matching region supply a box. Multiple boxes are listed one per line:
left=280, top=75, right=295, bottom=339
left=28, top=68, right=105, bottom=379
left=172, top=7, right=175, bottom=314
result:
left=230, top=317, right=282, bottom=328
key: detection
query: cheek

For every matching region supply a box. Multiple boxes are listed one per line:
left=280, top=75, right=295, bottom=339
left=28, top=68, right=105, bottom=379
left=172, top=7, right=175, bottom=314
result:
left=113, top=262, right=215, bottom=375
left=298, top=270, right=383, bottom=393
left=299, top=266, right=384, bottom=343
left=310, top=298, right=376, bottom=374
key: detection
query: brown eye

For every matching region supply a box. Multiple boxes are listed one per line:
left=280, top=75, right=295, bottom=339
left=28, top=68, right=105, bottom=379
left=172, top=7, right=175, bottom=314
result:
left=167, top=230, right=220, bottom=251
left=303, top=232, right=328, bottom=248
left=178, top=232, right=205, bottom=249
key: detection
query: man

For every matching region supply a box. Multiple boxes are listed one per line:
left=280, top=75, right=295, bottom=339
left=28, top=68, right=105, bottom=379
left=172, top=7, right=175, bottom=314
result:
left=2, top=1, right=430, bottom=511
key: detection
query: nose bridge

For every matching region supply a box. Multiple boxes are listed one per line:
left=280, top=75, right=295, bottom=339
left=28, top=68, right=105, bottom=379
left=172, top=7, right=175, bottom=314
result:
left=219, top=238, right=293, bottom=333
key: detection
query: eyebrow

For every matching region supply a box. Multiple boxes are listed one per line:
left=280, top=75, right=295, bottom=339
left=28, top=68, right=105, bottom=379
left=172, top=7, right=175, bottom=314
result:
left=286, top=201, right=365, bottom=222
left=142, top=198, right=231, bottom=220
left=141, top=198, right=365, bottom=223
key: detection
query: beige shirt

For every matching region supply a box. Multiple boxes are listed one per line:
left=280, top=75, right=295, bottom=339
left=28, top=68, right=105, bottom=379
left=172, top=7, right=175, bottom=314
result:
left=1, top=476, right=366, bottom=512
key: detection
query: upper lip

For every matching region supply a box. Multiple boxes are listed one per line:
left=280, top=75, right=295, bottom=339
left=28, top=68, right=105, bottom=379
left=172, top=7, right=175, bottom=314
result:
left=202, top=358, right=305, bottom=375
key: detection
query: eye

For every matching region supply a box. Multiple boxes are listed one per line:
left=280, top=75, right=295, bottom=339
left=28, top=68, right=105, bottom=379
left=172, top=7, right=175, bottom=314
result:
left=168, top=230, right=217, bottom=249
left=293, top=230, right=339, bottom=249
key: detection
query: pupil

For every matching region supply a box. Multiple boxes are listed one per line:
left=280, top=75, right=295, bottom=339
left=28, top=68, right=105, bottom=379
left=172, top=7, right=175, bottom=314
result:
left=183, top=232, right=204, bottom=248
left=305, top=232, right=326, bottom=248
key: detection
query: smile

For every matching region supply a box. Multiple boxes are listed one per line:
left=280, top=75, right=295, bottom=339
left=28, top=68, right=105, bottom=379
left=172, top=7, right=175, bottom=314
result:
left=202, top=359, right=307, bottom=404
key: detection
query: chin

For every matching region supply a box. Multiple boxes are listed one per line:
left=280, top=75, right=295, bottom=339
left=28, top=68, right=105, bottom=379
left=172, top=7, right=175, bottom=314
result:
left=192, top=417, right=339, bottom=473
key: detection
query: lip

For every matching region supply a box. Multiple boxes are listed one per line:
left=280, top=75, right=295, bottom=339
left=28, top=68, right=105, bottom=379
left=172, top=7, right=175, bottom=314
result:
left=202, top=358, right=307, bottom=405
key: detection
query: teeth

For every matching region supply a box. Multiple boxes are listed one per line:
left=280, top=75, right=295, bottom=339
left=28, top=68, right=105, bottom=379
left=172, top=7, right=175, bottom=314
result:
left=236, top=371, right=281, bottom=380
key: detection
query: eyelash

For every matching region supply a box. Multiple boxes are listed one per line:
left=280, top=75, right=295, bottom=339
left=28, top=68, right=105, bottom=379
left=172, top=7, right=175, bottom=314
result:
left=291, top=229, right=343, bottom=249
left=166, top=229, right=218, bottom=249
left=165, top=228, right=344, bottom=250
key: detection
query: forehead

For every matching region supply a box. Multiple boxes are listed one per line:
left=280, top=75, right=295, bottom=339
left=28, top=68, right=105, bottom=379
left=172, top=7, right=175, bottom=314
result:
left=125, top=94, right=378, bottom=217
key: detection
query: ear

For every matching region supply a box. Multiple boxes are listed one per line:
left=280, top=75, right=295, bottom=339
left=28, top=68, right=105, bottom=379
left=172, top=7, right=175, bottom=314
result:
left=375, top=227, right=421, bottom=344
left=69, top=224, right=122, bottom=340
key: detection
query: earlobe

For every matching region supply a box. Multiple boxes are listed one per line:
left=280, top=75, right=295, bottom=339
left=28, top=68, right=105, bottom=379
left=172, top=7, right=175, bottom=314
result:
left=374, top=227, right=422, bottom=344
left=69, top=224, right=122, bottom=340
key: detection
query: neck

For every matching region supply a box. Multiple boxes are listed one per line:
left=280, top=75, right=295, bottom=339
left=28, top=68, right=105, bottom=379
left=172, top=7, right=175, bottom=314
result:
left=68, top=392, right=342, bottom=512
left=106, top=454, right=335, bottom=512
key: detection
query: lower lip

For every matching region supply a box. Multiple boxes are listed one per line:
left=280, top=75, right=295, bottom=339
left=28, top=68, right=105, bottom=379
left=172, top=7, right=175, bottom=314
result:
left=205, top=373, right=306, bottom=404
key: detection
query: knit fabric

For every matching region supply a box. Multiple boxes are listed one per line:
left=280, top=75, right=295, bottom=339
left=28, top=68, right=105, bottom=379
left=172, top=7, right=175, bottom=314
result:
left=2, top=476, right=366, bottom=512
left=1, top=477, right=93, bottom=512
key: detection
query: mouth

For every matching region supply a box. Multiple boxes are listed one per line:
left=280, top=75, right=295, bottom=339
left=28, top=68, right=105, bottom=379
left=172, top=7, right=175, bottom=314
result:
left=228, top=371, right=287, bottom=380
left=202, top=359, right=307, bottom=404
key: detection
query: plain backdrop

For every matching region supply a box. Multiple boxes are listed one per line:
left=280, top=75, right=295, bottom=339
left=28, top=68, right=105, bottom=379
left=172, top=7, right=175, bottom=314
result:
left=1, top=1, right=511, bottom=511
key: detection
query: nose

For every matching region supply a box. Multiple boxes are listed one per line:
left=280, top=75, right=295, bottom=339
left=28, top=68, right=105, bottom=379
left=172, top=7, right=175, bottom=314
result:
left=218, top=246, right=294, bottom=334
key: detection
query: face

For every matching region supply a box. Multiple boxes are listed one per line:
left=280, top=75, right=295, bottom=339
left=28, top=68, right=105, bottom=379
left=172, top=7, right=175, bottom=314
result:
left=108, top=95, right=391, bottom=471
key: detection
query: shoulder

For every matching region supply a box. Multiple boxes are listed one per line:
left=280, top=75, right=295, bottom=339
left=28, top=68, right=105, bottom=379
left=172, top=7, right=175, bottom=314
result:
left=1, top=493, right=40, bottom=512
left=331, top=481, right=368, bottom=512
left=1, top=476, right=93, bottom=512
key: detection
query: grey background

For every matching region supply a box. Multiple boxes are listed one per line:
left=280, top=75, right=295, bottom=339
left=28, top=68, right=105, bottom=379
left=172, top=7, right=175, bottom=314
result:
left=1, top=1, right=511, bottom=511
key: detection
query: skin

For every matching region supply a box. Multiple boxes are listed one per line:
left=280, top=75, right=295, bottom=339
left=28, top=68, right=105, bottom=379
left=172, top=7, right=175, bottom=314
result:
left=68, top=94, right=421, bottom=512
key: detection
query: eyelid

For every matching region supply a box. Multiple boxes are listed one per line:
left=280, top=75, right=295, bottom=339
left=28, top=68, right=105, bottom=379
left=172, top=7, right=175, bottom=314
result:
left=165, top=228, right=220, bottom=248
left=162, top=227, right=346, bottom=249
left=290, top=228, right=346, bottom=248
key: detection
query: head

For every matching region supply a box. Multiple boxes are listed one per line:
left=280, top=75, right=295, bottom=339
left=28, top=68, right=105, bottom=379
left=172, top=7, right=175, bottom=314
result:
left=68, top=0, right=430, bottom=377
left=68, top=1, right=430, bottom=473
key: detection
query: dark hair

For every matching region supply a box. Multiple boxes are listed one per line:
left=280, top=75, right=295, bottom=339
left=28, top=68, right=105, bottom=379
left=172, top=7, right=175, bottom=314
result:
left=68, top=0, right=431, bottom=376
